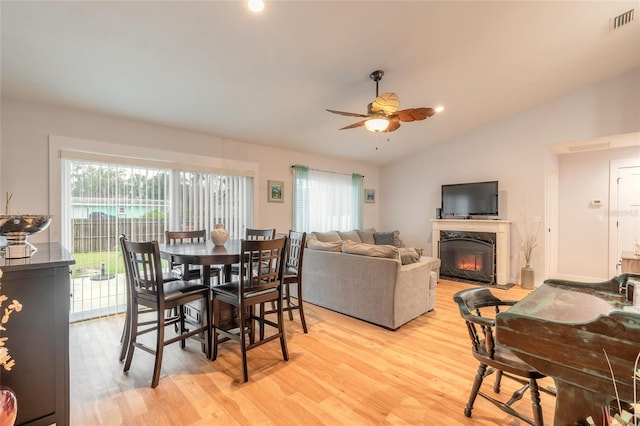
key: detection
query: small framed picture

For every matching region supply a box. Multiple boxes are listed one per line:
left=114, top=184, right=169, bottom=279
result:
left=268, top=180, right=284, bottom=203
left=364, top=188, right=375, bottom=203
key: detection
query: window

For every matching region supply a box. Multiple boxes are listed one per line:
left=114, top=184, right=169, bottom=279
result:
left=292, top=165, right=363, bottom=232
left=61, top=157, right=253, bottom=321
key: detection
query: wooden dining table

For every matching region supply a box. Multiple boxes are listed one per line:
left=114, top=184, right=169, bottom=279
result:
left=159, top=239, right=244, bottom=346
left=496, top=278, right=640, bottom=425
left=158, top=238, right=242, bottom=285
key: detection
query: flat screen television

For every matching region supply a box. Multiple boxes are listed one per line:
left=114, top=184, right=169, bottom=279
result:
left=441, top=180, right=499, bottom=218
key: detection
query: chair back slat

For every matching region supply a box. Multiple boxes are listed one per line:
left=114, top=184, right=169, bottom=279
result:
left=121, top=237, right=165, bottom=299
left=165, top=229, right=207, bottom=244
left=245, top=228, right=276, bottom=241
left=453, top=287, right=517, bottom=360
left=285, top=231, right=306, bottom=272
left=240, top=237, right=287, bottom=297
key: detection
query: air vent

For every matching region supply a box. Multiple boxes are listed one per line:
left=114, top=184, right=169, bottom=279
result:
left=611, top=9, right=635, bottom=30
left=568, top=142, right=611, bottom=152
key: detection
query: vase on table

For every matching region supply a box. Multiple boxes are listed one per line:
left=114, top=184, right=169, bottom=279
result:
left=0, top=385, right=17, bottom=426
left=521, top=265, right=535, bottom=289
left=210, top=224, right=229, bottom=247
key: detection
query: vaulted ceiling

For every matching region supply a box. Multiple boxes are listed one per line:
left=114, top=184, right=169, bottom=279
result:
left=2, top=1, right=639, bottom=165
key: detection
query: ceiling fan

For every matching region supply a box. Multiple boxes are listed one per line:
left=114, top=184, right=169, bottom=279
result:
left=326, top=70, right=442, bottom=133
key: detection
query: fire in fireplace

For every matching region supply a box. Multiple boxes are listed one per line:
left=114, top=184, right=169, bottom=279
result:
left=456, top=252, right=484, bottom=271
left=439, top=231, right=496, bottom=284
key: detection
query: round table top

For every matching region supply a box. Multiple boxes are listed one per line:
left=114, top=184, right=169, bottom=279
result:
left=158, top=239, right=242, bottom=265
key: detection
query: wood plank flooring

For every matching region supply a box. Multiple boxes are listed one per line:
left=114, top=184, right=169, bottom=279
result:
left=70, top=280, right=557, bottom=425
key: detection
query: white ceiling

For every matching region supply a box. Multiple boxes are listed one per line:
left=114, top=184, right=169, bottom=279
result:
left=2, top=1, right=639, bottom=166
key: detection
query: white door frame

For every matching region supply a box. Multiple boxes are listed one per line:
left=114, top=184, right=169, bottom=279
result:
left=608, top=158, right=640, bottom=277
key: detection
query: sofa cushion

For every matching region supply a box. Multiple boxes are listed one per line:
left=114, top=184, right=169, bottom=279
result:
left=307, top=240, right=343, bottom=252
left=356, top=228, right=376, bottom=244
left=399, top=248, right=421, bottom=265
left=312, top=230, right=342, bottom=242
left=342, top=240, right=399, bottom=259
left=337, top=230, right=362, bottom=243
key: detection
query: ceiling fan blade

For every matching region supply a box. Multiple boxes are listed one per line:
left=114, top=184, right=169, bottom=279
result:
left=326, top=109, right=369, bottom=118
left=371, top=92, right=400, bottom=115
left=384, top=118, right=401, bottom=132
left=396, top=107, right=436, bottom=122
left=339, top=120, right=367, bottom=130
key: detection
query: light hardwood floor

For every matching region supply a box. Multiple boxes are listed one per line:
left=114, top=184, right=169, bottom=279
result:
left=70, top=280, right=556, bottom=425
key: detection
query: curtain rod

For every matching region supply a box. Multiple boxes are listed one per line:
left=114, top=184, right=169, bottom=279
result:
left=291, top=164, right=364, bottom=178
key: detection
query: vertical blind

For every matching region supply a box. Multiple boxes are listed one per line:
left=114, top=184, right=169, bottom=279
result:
left=61, top=156, right=252, bottom=321
left=292, top=165, right=363, bottom=232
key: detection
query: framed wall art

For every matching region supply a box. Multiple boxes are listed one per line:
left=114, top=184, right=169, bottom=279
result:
left=268, top=180, right=284, bottom=203
left=364, top=188, right=375, bottom=203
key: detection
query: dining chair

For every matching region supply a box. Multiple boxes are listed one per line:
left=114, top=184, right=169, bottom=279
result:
left=120, top=235, right=211, bottom=388
left=118, top=235, right=180, bottom=362
left=263, top=230, right=308, bottom=333
left=230, top=228, right=276, bottom=278
left=165, top=229, right=222, bottom=285
left=453, top=287, right=555, bottom=425
left=211, top=237, right=288, bottom=382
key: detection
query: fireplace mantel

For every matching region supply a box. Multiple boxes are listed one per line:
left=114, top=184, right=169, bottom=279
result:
left=431, top=219, right=511, bottom=285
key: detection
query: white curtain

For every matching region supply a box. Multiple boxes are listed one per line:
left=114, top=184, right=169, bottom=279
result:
left=292, top=165, right=363, bottom=232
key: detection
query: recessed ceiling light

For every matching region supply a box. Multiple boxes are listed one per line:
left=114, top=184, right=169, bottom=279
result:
left=248, top=0, right=264, bottom=13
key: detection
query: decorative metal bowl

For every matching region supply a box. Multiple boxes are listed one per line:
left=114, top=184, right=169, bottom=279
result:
left=0, top=214, right=54, bottom=257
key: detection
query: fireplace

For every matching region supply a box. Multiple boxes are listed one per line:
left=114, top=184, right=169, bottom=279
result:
left=431, top=219, right=511, bottom=285
left=438, top=231, right=496, bottom=283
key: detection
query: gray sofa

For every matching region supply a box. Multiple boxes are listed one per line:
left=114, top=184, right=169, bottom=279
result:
left=299, top=230, right=441, bottom=330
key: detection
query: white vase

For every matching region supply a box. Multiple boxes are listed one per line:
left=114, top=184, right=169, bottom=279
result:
left=521, top=266, right=535, bottom=289
left=210, top=224, right=228, bottom=247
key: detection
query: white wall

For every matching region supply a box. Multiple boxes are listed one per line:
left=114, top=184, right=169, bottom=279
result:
left=380, top=68, right=640, bottom=285
left=0, top=97, right=380, bottom=242
left=558, top=146, right=640, bottom=280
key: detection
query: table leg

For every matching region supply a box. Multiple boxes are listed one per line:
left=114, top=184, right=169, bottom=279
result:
left=553, top=379, right=610, bottom=426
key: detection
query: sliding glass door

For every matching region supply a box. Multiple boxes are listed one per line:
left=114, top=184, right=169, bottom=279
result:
left=61, top=157, right=252, bottom=322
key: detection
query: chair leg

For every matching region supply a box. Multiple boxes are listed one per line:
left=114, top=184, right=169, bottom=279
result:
left=239, top=305, right=249, bottom=383
left=151, top=309, right=165, bottom=388
left=212, top=299, right=219, bottom=361
left=493, top=369, right=503, bottom=393
left=248, top=306, right=256, bottom=345
left=296, top=281, right=308, bottom=333
left=284, top=284, right=294, bottom=321
left=123, top=303, right=138, bottom=372
left=179, top=305, right=187, bottom=349
left=529, top=379, right=543, bottom=426
left=119, top=300, right=132, bottom=362
left=277, top=295, right=289, bottom=361
left=464, top=363, right=487, bottom=417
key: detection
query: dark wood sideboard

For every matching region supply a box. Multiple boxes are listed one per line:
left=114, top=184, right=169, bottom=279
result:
left=0, top=243, right=74, bottom=426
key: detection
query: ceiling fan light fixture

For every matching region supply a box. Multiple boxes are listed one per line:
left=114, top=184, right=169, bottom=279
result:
left=364, top=117, right=390, bottom=133
left=435, top=105, right=445, bottom=113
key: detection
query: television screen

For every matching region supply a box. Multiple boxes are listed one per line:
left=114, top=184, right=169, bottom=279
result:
left=441, top=181, right=499, bottom=218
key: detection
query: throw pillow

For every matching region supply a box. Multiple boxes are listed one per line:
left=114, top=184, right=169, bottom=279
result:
left=307, top=240, right=343, bottom=252
left=373, top=231, right=395, bottom=246
left=312, top=230, right=342, bottom=242
left=337, top=230, right=362, bottom=243
left=392, top=230, right=404, bottom=248
left=356, top=228, right=376, bottom=244
left=398, top=248, right=421, bottom=265
left=374, top=230, right=403, bottom=247
left=341, top=240, right=399, bottom=259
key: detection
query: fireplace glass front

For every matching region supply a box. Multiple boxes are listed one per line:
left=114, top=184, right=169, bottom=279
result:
left=438, top=231, right=496, bottom=284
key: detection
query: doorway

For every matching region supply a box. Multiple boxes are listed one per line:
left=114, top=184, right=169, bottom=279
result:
left=609, top=160, right=640, bottom=276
